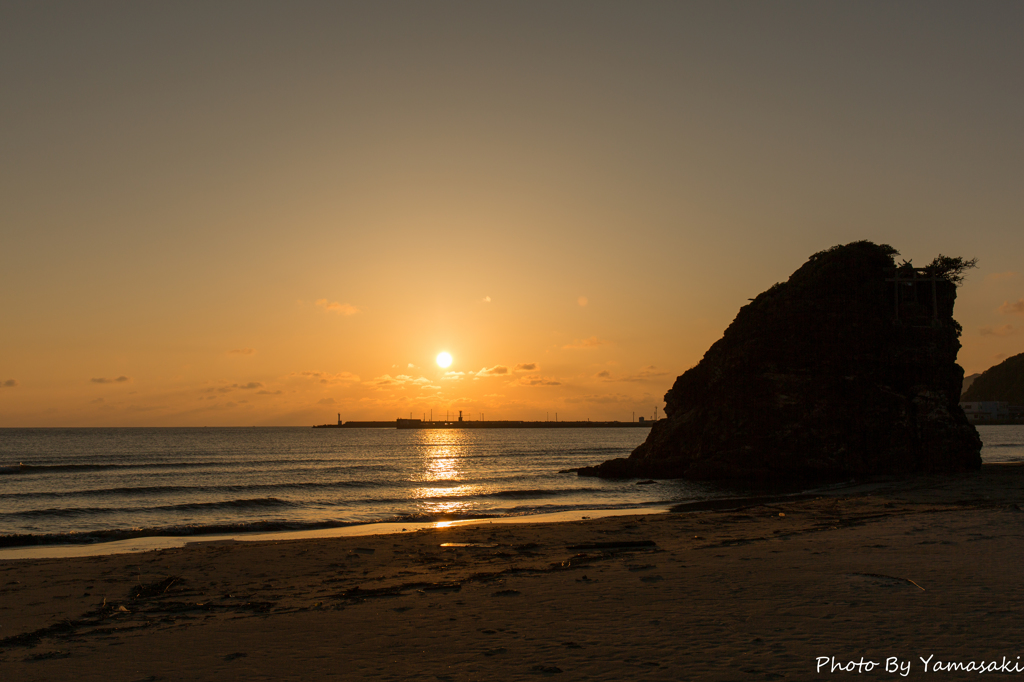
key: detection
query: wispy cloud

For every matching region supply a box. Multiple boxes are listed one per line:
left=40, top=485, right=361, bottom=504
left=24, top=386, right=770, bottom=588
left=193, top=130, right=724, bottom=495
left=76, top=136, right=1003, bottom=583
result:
left=562, top=336, right=606, bottom=349
left=228, top=348, right=257, bottom=355
left=999, top=299, right=1024, bottom=316
left=2, top=379, right=18, bottom=388
left=318, top=397, right=336, bottom=405
left=256, top=389, right=283, bottom=395
left=476, top=365, right=509, bottom=376
left=316, top=299, right=360, bottom=315
left=483, top=296, right=492, bottom=303
left=986, top=272, right=1019, bottom=282
left=514, top=363, right=537, bottom=372
left=980, top=325, right=1017, bottom=337
left=292, top=371, right=360, bottom=384
left=367, top=374, right=433, bottom=387
left=564, top=393, right=635, bottom=405
left=517, top=376, right=562, bottom=386
left=91, top=376, right=131, bottom=384
left=203, top=381, right=266, bottom=394
left=598, top=366, right=670, bottom=382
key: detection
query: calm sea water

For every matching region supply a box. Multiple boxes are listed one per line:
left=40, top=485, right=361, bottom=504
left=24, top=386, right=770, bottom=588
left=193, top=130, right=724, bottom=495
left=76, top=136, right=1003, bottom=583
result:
left=2, top=425, right=1020, bottom=549
left=0, top=427, right=716, bottom=547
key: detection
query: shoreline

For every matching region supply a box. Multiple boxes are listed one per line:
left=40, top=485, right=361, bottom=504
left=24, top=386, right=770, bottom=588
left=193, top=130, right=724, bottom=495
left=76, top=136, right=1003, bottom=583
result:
left=3, top=464, right=1022, bottom=680
left=0, top=481, right=859, bottom=561
left=0, top=470, right=983, bottom=561
left=0, top=506, right=675, bottom=561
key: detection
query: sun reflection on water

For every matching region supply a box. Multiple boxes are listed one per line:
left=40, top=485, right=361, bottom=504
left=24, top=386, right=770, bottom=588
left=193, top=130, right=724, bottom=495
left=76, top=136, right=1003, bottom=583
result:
left=411, top=429, right=482, bottom=514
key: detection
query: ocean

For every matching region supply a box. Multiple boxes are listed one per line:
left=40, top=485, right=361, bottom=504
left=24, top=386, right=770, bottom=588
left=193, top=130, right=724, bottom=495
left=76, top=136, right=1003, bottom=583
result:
left=0, top=427, right=711, bottom=549
left=2, top=425, right=1021, bottom=550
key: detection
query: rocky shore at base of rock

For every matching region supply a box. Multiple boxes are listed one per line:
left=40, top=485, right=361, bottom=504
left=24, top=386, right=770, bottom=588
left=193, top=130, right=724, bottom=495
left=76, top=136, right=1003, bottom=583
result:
left=580, top=241, right=982, bottom=481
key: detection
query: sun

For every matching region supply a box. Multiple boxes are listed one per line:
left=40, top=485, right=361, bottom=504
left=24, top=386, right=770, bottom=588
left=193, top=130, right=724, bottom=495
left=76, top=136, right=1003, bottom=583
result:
left=436, top=352, right=453, bottom=368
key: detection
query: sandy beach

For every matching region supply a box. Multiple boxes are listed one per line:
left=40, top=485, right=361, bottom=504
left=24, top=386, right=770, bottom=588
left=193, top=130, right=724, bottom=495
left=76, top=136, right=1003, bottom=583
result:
left=2, top=464, right=1023, bottom=681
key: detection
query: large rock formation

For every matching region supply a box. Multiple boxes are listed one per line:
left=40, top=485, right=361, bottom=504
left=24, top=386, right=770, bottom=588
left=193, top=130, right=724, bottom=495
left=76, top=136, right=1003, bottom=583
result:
left=580, top=241, right=982, bottom=481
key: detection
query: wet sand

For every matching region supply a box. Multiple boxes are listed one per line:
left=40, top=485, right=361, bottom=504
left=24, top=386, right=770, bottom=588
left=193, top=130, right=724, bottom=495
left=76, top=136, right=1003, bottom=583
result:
left=3, top=464, right=1023, bottom=681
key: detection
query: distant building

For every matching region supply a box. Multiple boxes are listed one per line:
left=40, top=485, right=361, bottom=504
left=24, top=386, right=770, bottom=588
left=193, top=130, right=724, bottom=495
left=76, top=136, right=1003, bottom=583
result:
left=960, top=401, right=1024, bottom=424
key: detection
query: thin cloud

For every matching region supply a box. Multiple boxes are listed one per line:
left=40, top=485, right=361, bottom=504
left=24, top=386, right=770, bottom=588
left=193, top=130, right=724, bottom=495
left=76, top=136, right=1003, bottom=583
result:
left=234, top=382, right=264, bottom=390
left=483, top=296, right=492, bottom=303
left=514, top=363, right=537, bottom=372
left=2, top=379, right=19, bottom=387
left=91, top=376, right=131, bottom=384
left=292, top=371, right=360, bottom=384
left=986, top=272, right=1019, bottom=282
left=564, top=393, right=634, bottom=405
left=999, top=299, right=1024, bottom=316
left=125, top=403, right=164, bottom=413
left=517, top=376, right=562, bottom=386
left=316, top=299, right=360, bottom=315
left=562, top=336, right=606, bottom=349
left=476, top=365, right=509, bottom=376
left=602, top=366, right=671, bottom=383
left=979, top=325, right=1017, bottom=337
left=256, top=389, right=283, bottom=395
left=366, top=374, right=432, bottom=387
left=318, top=397, right=336, bottom=405
left=228, top=348, right=257, bottom=355
left=396, top=375, right=433, bottom=385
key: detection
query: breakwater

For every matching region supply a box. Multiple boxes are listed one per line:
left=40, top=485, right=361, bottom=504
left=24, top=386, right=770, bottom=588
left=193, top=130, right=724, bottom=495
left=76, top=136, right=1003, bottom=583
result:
left=314, top=419, right=657, bottom=429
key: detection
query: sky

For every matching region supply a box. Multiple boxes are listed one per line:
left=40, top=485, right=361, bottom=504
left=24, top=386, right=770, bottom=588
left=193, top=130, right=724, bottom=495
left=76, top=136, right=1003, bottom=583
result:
left=1, top=1, right=1022, bottom=427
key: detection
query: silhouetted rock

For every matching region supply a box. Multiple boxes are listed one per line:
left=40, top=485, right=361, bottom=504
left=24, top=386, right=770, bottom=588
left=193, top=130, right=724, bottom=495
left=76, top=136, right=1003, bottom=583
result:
left=580, top=241, right=982, bottom=481
left=961, top=353, right=1024, bottom=405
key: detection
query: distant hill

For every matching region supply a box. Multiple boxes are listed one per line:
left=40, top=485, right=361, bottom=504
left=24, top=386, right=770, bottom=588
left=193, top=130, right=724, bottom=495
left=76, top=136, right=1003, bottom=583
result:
left=961, top=353, right=1024, bottom=405
left=961, top=373, right=982, bottom=396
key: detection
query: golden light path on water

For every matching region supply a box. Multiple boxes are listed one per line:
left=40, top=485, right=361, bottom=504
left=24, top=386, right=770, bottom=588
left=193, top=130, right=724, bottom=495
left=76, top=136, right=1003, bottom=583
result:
left=412, top=429, right=480, bottom=517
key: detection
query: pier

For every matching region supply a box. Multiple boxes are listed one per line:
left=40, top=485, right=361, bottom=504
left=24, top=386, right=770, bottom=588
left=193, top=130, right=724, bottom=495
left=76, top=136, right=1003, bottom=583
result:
left=314, top=419, right=657, bottom=429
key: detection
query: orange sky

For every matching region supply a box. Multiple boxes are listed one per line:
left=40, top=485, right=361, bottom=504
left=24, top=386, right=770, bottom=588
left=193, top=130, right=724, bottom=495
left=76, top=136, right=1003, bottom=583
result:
left=1, top=2, right=1022, bottom=426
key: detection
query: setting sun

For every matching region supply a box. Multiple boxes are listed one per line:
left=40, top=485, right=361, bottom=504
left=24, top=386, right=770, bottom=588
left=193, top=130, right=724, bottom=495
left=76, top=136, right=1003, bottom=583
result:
left=436, top=352, right=453, bottom=368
